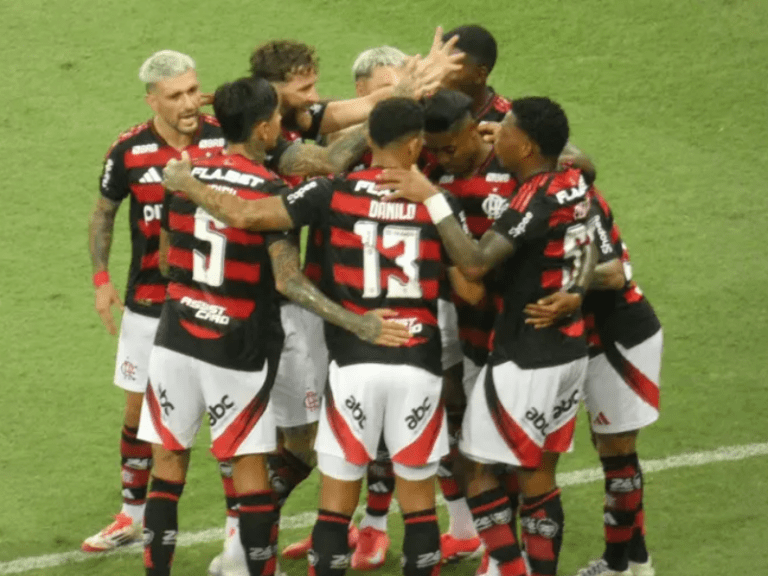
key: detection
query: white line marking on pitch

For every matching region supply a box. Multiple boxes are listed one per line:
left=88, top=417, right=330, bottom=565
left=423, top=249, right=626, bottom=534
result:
left=1, top=441, right=766, bottom=574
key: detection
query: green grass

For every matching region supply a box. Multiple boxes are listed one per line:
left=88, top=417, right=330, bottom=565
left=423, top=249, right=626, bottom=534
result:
left=1, top=0, right=767, bottom=574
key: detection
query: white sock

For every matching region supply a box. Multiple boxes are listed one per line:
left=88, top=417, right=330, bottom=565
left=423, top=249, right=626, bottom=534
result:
left=359, top=513, right=388, bottom=532
left=223, top=518, right=246, bottom=565
left=121, top=503, right=145, bottom=524
left=446, top=498, right=478, bottom=539
left=225, top=514, right=239, bottom=538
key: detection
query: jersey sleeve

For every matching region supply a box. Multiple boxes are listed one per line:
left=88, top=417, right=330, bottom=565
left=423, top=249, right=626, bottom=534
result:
left=281, top=177, right=334, bottom=228
left=589, top=195, right=619, bottom=263
left=99, top=143, right=129, bottom=202
left=302, top=102, right=329, bottom=141
left=264, top=136, right=291, bottom=173
left=491, top=191, right=552, bottom=244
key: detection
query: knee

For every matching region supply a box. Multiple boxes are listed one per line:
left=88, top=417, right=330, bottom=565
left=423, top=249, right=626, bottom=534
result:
left=595, top=431, right=638, bottom=457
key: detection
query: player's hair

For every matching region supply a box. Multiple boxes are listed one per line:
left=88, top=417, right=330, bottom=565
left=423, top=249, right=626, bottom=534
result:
left=213, top=77, right=278, bottom=144
left=423, top=89, right=475, bottom=134
left=509, top=97, right=569, bottom=158
left=138, top=50, right=196, bottom=92
left=352, top=46, right=408, bottom=80
left=250, top=40, right=319, bottom=82
left=442, top=25, right=497, bottom=72
left=368, top=97, right=425, bottom=148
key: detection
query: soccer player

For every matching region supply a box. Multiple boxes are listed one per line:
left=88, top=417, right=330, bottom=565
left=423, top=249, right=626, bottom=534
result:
left=524, top=193, right=662, bottom=576
left=84, top=50, right=223, bottom=552
left=140, top=77, right=410, bottom=576
left=377, top=96, right=597, bottom=576
left=163, top=96, right=462, bottom=576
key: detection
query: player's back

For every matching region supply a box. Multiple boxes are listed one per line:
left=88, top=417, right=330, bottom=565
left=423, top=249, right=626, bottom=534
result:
left=491, top=167, right=592, bottom=369
left=158, top=152, right=285, bottom=370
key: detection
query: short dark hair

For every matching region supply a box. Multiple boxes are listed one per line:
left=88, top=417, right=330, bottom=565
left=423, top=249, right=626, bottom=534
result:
left=368, top=97, right=425, bottom=148
left=213, top=77, right=278, bottom=143
left=510, top=97, right=569, bottom=158
left=442, top=25, right=497, bottom=72
left=423, top=89, right=474, bottom=134
left=249, top=40, right=318, bottom=82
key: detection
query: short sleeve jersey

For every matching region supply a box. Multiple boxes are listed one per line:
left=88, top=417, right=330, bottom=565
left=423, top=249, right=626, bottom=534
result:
left=281, top=168, right=467, bottom=375
left=582, top=190, right=661, bottom=352
left=434, top=153, right=518, bottom=366
left=99, top=115, right=224, bottom=317
left=490, top=167, right=592, bottom=369
left=157, top=152, right=286, bottom=371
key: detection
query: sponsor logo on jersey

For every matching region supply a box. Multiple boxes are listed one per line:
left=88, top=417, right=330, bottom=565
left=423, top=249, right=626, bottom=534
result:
left=158, top=385, right=175, bottom=416
left=138, top=167, right=163, bottom=184
left=143, top=203, right=163, bottom=223
left=191, top=167, right=266, bottom=188
left=286, top=180, right=318, bottom=204
left=131, top=143, right=159, bottom=155
left=405, top=397, right=432, bottom=430
left=555, top=175, right=588, bottom=205
left=120, top=359, right=137, bottom=380
left=198, top=138, right=225, bottom=149
left=591, top=214, right=613, bottom=255
left=508, top=211, right=533, bottom=237
left=551, top=389, right=579, bottom=420
left=481, top=193, right=508, bottom=220
left=180, top=296, right=231, bottom=325
left=353, top=179, right=392, bottom=197
left=368, top=199, right=417, bottom=221
left=485, top=172, right=510, bottom=183
left=391, top=316, right=423, bottom=335
left=208, top=394, right=235, bottom=426
left=101, top=158, right=114, bottom=190
left=438, top=175, right=455, bottom=184
left=592, top=411, right=611, bottom=426
left=525, top=407, right=550, bottom=435
left=345, top=395, right=366, bottom=429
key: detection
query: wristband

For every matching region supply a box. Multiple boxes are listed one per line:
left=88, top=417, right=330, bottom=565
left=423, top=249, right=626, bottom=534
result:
left=567, top=285, right=586, bottom=298
left=424, top=193, right=453, bottom=224
left=93, top=271, right=111, bottom=288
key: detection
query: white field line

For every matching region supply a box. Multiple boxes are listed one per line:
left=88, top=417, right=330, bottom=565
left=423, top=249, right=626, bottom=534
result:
left=1, top=441, right=766, bottom=574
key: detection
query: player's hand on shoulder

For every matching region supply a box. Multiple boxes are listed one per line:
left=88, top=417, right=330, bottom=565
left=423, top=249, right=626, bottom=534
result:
left=94, top=282, right=124, bottom=335
left=358, top=309, right=411, bottom=347
left=524, top=290, right=582, bottom=329
left=200, top=92, right=214, bottom=107
left=163, top=151, right=193, bottom=192
left=377, top=165, right=438, bottom=203
left=478, top=121, right=501, bottom=143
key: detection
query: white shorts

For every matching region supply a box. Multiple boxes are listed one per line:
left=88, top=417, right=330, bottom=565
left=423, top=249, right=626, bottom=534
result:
left=271, top=303, right=328, bottom=428
left=317, top=452, right=439, bottom=482
left=315, top=361, right=449, bottom=480
left=462, top=355, right=484, bottom=400
left=438, top=299, right=463, bottom=371
left=137, top=346, right=277, bottom=460
left=460, top=357, right=587, bottom=468
left=584, top=330, right=663, bottom=434
left=114, top=308, right=160, bottom=393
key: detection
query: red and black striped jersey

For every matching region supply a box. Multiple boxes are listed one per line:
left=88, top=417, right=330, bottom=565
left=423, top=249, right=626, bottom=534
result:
left=99, top=115, right=224, bottom=317
left=489, top=167, right=592, bottom=369
left=157, top=152, right=286, bottom=371
left=582, top=190, right=661, bottom=353
left=435, top=153, right=518, bottom=366
left=476, top=87, right=512, bottom=123
left=281, top=168, right=467, bottom=375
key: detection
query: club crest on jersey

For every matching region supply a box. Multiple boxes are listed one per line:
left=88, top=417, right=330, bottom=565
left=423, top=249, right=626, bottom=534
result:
left=120, top=359, right=137, bottom=380
left=481, top=193, right=507, bottom=220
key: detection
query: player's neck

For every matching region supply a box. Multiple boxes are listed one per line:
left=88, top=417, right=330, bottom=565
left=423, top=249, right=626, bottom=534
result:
left=516, top=157, right=558, bottom=182
left=153, top=116, right=194, bottom=150
left=471, top=85, right=494, bottom=116
left=370, top=149, right=410, bottom=170
left=225, top=142, right=266, bottom=165
left=465, top=140, right=494, bottom=178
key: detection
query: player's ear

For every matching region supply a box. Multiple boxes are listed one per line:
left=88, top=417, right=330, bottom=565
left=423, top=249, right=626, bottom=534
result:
left=476, top=65, right=490, bottom=85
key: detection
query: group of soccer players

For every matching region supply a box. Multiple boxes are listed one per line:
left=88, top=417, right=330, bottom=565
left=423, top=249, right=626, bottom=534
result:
left=86, top=23, right=663, bottom=576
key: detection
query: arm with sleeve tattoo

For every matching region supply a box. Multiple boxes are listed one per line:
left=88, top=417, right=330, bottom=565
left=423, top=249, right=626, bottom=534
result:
left=277, top=124, right=368, bottom=177
left=268, top=238, right=410, bottom=346
left=591, top=258, right=626, bottom=290
left=88, top=195, right=124, bottom=334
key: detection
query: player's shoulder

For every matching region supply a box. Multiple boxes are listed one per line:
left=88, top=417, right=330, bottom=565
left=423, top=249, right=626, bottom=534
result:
left=544, top=167, right=591, bottom=203
left=104, top=119, right=153, bottom=158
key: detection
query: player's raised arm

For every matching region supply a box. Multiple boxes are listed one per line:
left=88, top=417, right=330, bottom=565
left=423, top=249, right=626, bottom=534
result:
left=268, top=238, right=410, bottom=347
left=163, top=151, right=294, bottom=231
left=377, top=166, right=515, bottom=280
left=277, top=123, right=368, bottom=177
left=88, top=194, right=124, bottom=335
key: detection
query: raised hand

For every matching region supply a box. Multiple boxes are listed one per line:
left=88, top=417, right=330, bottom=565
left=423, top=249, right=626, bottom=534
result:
left=95, top=282, right=124, bottom=335
left=163, top=150, right=193, bottom=192
left=358, top=309, right=412, bottom=347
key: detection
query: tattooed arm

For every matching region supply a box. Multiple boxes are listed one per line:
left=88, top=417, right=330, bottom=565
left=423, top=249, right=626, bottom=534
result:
left=88, top=195, right=124, bottom=335
left=268, top=238, right=410, bottom=346
left=591, top=258, right=626, bottom=290
left=278, top=124, right=368, bottom=177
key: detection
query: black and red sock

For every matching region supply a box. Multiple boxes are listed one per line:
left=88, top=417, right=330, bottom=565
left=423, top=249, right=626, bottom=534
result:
left=601, top=453, right=645, bottom=570
left=218, top=460, right=239, bottom=523
left=629, top=502, right=649, bottom=563
left=519, top=488, right=564, bottom=576
left=238, top=491, right=278, bottom=576
left=496, top=466, right=520, bottom=541
left=121, top=425, right=152, bottom=509
left=143, top=478, right=184, bottom=576
left=402, top=508, right=441, bottom=576
left=365, top=458, right=395, bottom=521
left=309, top=510, right=352, bottom=576
left=267, top=446, right=313, bottom=509
left=467, top=488, right=526, bottom=576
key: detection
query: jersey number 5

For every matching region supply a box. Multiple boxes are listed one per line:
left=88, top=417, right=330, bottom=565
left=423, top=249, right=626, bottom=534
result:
left=192, top=211, right=227, bottom=287
left=353, top=221, right=422, bottom=299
